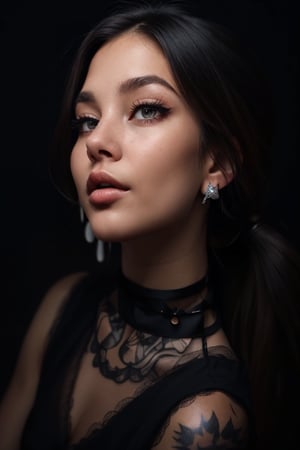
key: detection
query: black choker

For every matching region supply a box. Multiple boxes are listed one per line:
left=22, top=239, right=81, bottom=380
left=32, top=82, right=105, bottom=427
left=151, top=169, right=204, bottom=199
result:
left=118, top=273, right=221, bottom=338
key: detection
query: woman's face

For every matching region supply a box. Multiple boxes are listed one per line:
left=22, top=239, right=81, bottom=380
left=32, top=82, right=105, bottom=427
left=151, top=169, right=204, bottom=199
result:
left=71, top=31, right=208, bottom=242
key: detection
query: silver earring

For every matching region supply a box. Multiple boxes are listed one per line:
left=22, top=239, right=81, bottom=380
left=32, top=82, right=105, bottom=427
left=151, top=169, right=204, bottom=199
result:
left=84, top=221, right=95, bottom=243
left=202, top=182, right=219, bottom=204
left=79, top=206, right=105, bottom=262
left=96, top=240, right=105, bottom=262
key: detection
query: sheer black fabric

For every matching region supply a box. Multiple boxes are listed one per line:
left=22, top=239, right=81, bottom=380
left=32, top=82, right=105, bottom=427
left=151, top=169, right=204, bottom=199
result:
left=21, top=272, right=253, bottom=450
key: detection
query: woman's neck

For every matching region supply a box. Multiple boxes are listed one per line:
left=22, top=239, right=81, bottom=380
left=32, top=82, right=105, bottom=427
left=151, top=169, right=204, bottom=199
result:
left=120, top=222, right=208, bottom=290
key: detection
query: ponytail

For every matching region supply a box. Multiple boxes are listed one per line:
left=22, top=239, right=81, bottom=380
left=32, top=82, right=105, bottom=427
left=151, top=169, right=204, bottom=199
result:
left=214, top=223, right=300, bottom=448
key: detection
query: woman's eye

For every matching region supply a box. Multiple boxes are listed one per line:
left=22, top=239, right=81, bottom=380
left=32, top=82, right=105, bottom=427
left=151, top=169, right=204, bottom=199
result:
left=135, top=105, right=159, bottom=120
left=72, top=116, right=99, bottom=133
left=130, top=103, right=170, bottom=122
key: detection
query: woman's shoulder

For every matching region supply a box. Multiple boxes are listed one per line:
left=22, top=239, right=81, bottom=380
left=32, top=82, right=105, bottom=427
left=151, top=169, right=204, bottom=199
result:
left=0, top=271, right=89, bottom=449
left=152, top=390, right=249, bottom=449
left=35, top=271, right=88, bottom=331
left=43, top=271, right=89, bottom=305
left=20, top=271, right=89, bottom=365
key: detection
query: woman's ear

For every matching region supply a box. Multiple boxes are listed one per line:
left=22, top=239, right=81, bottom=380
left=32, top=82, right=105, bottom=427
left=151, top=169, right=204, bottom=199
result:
left=200, top=154, right=234, bottom=197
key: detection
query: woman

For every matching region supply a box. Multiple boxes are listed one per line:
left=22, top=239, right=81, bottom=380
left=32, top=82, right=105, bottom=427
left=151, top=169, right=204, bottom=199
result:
left=0, top=2, right=299, bottom=449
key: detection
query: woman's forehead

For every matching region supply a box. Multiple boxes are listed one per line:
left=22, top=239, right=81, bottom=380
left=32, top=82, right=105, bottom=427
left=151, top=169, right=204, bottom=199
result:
left=84, top=31, right=177, bottom=91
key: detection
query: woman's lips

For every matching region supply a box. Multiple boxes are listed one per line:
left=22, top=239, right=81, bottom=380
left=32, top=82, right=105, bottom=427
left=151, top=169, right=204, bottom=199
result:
left=89, top=187, right=128, bottom=205
left=86, top=171, right=129, bottom=206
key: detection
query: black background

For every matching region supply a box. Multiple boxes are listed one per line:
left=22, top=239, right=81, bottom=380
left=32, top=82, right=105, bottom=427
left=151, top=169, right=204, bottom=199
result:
left=0, top=0, right=299, bottom=395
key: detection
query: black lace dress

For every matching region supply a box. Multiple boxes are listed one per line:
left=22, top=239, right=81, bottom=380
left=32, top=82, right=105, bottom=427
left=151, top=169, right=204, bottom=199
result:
left=21, top=272, right=253, bottom=450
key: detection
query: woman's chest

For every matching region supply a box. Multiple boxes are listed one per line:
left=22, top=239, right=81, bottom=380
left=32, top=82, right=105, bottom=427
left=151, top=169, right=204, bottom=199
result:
left=68, top=326, right=202, bottom=446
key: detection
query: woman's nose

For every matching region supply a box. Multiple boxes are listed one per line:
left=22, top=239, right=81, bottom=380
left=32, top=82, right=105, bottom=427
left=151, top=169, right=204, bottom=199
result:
left=86, top=119, right=122, bottom=162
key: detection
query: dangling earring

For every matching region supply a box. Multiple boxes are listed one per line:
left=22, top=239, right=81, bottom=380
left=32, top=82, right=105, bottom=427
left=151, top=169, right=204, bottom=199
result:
left=79, top=206, right=105, bottom=262
left=96, top=240, right=105, bottom=262
left=84, top=221, right=95, bottom=243
left=202, top=182, right=219, bottom=204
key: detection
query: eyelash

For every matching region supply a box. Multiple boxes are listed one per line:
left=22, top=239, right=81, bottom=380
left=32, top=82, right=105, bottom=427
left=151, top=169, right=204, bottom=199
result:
left=72, top=100, right=171, bottom=134
left=129, top=100, right=171, bottom=123
left=72, top=116, right=99, bottom=134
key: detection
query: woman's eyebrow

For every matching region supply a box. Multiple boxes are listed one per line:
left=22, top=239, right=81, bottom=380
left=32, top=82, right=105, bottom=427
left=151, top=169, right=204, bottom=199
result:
left=75, top=75, right=179, bottom=106
left=75, top=91, right=96, bottom=105
left=119, top=75, right=179, bottom=96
